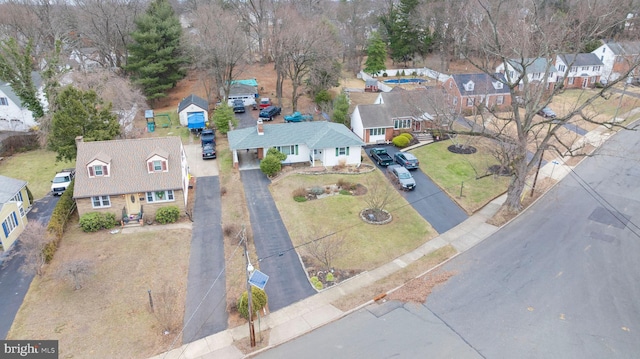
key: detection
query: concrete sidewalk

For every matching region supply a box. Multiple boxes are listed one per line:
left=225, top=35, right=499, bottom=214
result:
left=149, top=125, right=614, bottom=359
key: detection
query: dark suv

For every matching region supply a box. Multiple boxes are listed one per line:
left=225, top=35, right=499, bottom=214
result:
left=233, top=99, right=245, bottom=113
left=259, top=106, right=281, bottom=121
left=394, top=152, right=420, bottom=170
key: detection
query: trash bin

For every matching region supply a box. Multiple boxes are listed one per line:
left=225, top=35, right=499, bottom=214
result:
left=147, top=121, right=155, bottom=132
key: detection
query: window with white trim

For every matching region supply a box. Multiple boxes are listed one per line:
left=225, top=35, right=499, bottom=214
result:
left=146, top=190, right=175, bottom=203
left=497, top=96, right=504, bottom=105
left=466, top=97, right=475, bottom=107
left=94, top=165, right=104, bottom=176
left=11, top=192, right=23, bottom=202
left=453, top=97, right=458, bottom=105
left=2, top=212, right=18, bottom=237
left=557, top=64, right=566, bottom=72
left=147, top=159, right=167, bottom=173
left=568, top=77, right=575, bottom=85
left=0, top=97, right=8, bottom=106
left=593, top=66, right=600, bottom=72
left=393, top=118, right=411, bottom=129
left=335, top=147, right=350, bottom=156
left=91, top=195, right=111, bottom=208
left=88, top=164, right=109, bottom=177
left=581, top=66, right=588, bottom=71
left=369, top=128, right=385, bottom=136
left=570, top=66, right=577, bottom=72
left=276, top=145, right=298, bottom=156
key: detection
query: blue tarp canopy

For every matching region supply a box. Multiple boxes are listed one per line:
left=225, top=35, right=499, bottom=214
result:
left=187, top=112, right=205, bottom=129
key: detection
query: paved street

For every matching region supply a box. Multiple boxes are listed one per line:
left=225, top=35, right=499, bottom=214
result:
left=241, top=169, right=315, bottom=312
left=254, top=127, right=640, bottom=358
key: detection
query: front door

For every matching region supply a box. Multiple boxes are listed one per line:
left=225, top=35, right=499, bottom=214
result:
left=125, top=193, right=141, bottom=217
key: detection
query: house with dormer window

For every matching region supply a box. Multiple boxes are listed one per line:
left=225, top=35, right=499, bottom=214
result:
left=441, top=73, right=511, bottom=114
left=495, top=58, right=558, bottom=91
left=73, top=136, right=189, bottom=225
left=554, top=53, right=603, bottom=89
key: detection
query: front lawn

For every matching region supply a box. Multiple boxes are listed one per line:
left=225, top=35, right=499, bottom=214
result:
left=0, top=149, right=75, bottom=199
left=411, top=138, right=510, bottom=213
left=270, top=170, right=435, bottom=271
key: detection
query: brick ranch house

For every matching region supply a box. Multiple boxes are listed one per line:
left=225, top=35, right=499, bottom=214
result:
left=73, top=136, right=190, bottom=225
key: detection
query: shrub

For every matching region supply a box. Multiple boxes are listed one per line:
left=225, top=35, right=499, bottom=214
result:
left=339, top=189, right=351, bottom=195
left=260, top=155, right=282, bottom=177
left=382, top=72, right=388, bottom=77
left=294, top=196, right=307, bottom=202
left=326, top=272, right=335, bottom=282
left=220, top=186, right=227, bottom=196
left=155, top=206, right=180, bottom=224
left=292, top=187, right=307, bottom=198
left=79, top=212, right=117, bottom=232
left=400, top=69, right=406, bottom=76
left=336, top=178, right=350, bottom=189
left=223, top=223, right=239, bottom=237
left=411, top=71, right=418, bottom=76
left=310, top=186, right=324, bottom=195
left=237, top=287, right=268, bottom=319
left=310, top=276, right=323, bottom=289
left=314, top=89, right=332, bottom=104
left=392, top=135, right=410, bottom=148
left=400, top=132, right=413, bottom=141
left=46, top=181, right=77, bottom=262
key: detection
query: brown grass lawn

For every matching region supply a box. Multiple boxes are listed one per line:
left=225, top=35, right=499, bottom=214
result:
left=7, top=222, right=191, bottom=359
left=270, top=169, right=436, bottom=271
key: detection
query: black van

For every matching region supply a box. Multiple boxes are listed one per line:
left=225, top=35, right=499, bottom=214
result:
left=258, top=106, right=281, bottom=121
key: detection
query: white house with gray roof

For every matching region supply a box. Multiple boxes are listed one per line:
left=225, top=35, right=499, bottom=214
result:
left=592, top=40, right=640, bottom=82
left=0, top=175, right=31, bottom=251
left=495, top=58, right=558, bottom=89
left=0, top=73, right=46, bottom=131
left=73, top=136, right=189, bottom=225
left=554, top=53, right=604, bottom=89
left=351, top=88, right=443, bottom=144
left=178, top=94, right=209, bottom=129
left=228, top=121, right=364, bottom=168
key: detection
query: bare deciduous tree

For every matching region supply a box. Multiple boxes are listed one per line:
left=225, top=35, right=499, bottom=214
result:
left=364, top=177, right=394, bottom=215
left=58, top=259, right=94, bottom=290
left=14, top=221, right=51, bottom=277
left=153, top=285, right=181, bottom=335
left=304, top=228, right=345, bottom=271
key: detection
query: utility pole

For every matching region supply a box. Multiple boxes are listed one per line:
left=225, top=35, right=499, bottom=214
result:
left=241, top=226, right=256, bottom=347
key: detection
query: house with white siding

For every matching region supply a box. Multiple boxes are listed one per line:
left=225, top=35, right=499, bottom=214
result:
left=591, top=40, right=640, bottom=82
left=554, top=53, right=604, bottom=89
left=0, top=73, right=46, bottom=131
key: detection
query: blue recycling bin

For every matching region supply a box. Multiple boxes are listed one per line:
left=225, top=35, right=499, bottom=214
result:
left=147, top=121, right=155, bottom=132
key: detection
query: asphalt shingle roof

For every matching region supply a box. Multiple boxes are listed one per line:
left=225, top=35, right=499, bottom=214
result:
left=558, top=53, right=603, bottom=67
left=73, top=137, right=184, bottom=198
left=178, top=94, right=208, bottom=113
left=507, top=58, right=557, bottom=74
left=451, top=73, right=511, bottom=96
left=604, top=40, right=640, bottom=56
left=357, top=88, right=440, bottom=129
left=228, top=121, right=363, bottom=150
left=0, top=175, right=26, bottom=203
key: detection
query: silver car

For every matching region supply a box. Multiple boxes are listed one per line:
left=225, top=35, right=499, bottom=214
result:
left=388, top=165, right=416, bottom=191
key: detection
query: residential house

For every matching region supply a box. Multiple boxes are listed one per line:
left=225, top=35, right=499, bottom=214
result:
left=225, top=78, right=259, bottom=106
left=178, top=94, right=209, bottom=129
left=592, top=40, right=640, bottom=82
left=495, top=58, right=557, bottom=91
left=0, top=176, right=31, bottom=251
left=441, top=73, right=512, bottom=114
left=0, top=72, right=46, bottom=132
left=228, top=121, right=364, bottom=168
left=350, top=88, right=444, bottom=144
left=554, top=53, right=604, bottom=89
left=73, top=136, right=190, bottom=225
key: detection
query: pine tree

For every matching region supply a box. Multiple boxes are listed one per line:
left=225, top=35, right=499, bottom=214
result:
left=331, top=93, right=350, bottom=126
left=363, top=32, right=387, bottom=76
left=48, top=87, right=121, bottom=162
left=0, top=38, right=45, bottom=118
left=212, top=103, right=237, bottom=135
left=126, top=0, right=187, bottom=102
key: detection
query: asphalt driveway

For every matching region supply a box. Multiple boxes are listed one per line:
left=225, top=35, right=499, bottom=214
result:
left=367, top=145, right=468, bottom=233
left=183, top=176, right=226, bottom=342
left=0, top=195, right=59, bottom=339
left=241, top=169, right=315, bottom=312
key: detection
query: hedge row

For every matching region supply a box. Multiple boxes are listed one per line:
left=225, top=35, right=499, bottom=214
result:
left=45, top=180, right=76, bottom=262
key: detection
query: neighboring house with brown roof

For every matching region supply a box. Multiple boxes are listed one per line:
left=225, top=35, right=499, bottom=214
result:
left=592, top=40, right=640, bottom=82
left=0, top=175, right=31, bottom=251
left=350, top=88, right=445, bottom=144
left=441, top=73, right=512, bottom=115
left=73, top=136, right=189, bottom=225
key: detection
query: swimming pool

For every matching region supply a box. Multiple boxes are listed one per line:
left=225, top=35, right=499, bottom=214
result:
left=383, top=78, right=426, bottom=84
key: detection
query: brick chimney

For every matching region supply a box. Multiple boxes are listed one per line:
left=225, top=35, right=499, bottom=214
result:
left=257, top=119, right=264, bottom=135
left=75, top=136, right=83, bottom=144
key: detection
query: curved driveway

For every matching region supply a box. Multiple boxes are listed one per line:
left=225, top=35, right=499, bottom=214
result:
left=368, top=145, right=468, bottom=233
left=241, top=169, right=315, bottom=312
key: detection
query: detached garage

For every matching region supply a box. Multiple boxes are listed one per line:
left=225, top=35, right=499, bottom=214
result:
left=178, top=94, right=209, bottom=129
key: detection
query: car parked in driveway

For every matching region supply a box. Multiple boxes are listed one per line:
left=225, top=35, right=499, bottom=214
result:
left=388, top=165, right=416, bottom=191
left=202, top=142, right=216, bottom=159
left=537, top=106, right=556, bottom=118
left=394, top=152, right=420, bottom=170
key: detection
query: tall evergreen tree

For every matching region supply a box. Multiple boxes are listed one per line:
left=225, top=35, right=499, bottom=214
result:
left=388, top=0, right=432, bottom=65
left=363, top=31, right=387, bottom=76
left=0, top=38, right=45, bottom=118
left=48, top=87, right=120, bottom=162
left=126, top=0, right=187, bottom=102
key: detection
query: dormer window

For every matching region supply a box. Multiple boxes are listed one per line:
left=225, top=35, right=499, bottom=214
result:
left=88, top=163, right=109, bottom=177
left=494, top=81, right=504, bottom=89
left=464, top=81, right=475, bottom=91
left=147, top=158, right=168, bottom=173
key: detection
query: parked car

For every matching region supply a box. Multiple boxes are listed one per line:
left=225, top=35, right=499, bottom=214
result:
left=51, top=168, right=76, bottom=196
left=233, top=99, right=245, bottom=113
left=259, top=106, right=281, bottom=121
left=202, top=142, right=216, bottom=159
left=388, top=165, right=416, bottom=191
left=259, top=97, right=272, bottom=109
left=394, top=152, right=420, bottom=170
left=537, top=107, right=556, bottom=118
left=284, top=112, right=313, bottom=123
left=369, top=148, right=394, bottom=166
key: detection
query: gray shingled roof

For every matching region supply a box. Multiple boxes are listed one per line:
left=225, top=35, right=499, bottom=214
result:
left=451, top=73, right=511, bottom=96
left=73, top=137, right=184, bottom=198
left=357, top=88, right=440, bottom=129
left=228, top=121, right=363, bottom=150
left=0, top=175, right=26, bottom=204
left=558, top=53, right=603, bottom=67
left=507, top=58, right=557, bottom=74
left=0, top=72, right=42, bottom=108
left=178, top=94, right=208, bottom=113
left=604, top=40, right=640, bottom=56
